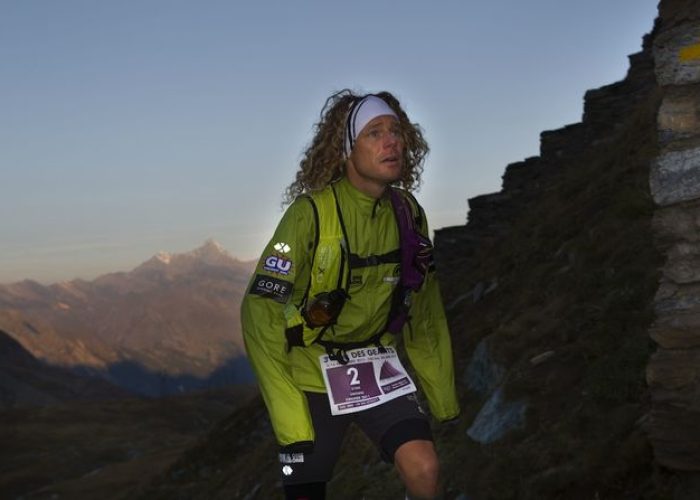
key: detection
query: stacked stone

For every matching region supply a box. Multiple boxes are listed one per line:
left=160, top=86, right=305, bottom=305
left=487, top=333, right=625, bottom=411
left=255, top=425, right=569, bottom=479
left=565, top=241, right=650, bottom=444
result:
left=647, top=1, right=700, bottom=472
left=434, top=33, right=656, bottom=292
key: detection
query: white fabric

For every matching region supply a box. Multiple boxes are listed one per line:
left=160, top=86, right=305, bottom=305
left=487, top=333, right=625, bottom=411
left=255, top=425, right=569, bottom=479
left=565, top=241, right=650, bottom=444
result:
left=344, top=95, right=398, bottom=157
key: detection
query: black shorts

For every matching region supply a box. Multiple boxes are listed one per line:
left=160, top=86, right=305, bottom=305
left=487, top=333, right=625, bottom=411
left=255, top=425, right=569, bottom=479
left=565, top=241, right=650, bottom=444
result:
left=280, top=391, right=432, bottom=485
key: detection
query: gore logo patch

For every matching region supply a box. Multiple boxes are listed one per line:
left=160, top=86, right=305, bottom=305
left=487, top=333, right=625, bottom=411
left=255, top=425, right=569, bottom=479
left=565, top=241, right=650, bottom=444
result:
left=249, top=274, right=293, bottom=303
left=264, top=255, right=292, bottom=275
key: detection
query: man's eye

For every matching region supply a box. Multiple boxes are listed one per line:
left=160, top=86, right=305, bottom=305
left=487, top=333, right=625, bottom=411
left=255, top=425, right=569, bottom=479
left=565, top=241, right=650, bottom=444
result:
left=367, top=129, right=381, bottom=138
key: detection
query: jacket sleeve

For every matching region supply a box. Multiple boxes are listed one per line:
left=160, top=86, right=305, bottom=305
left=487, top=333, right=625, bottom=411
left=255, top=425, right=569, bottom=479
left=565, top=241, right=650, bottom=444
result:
left=403, top=208, right=460, bottom=421
left=240, top=198, right=316, bottom=447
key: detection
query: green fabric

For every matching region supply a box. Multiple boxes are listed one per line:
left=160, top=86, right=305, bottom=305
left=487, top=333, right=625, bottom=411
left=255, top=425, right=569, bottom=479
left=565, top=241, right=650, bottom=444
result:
left=241, top=177, right=460, bottom=447
left=296, top=185, right=346, bottom=345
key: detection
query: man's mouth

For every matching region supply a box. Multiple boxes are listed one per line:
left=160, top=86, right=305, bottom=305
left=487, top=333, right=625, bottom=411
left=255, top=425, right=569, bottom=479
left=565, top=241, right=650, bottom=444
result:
left=381, top=155, right=399, bottom=163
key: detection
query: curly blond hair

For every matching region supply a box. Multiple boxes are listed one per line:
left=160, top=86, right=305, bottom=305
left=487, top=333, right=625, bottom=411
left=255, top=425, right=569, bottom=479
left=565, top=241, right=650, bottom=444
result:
left=283, top=89, right=429, bottom=205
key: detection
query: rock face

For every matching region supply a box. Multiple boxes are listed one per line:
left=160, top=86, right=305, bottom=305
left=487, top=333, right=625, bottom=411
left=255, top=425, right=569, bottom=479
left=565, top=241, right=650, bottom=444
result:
left=648, top=0, right=700, bottom=473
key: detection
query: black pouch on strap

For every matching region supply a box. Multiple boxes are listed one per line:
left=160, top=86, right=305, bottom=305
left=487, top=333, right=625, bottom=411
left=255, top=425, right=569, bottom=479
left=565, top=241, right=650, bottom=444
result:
left=285, top=324, right=304, bottom=351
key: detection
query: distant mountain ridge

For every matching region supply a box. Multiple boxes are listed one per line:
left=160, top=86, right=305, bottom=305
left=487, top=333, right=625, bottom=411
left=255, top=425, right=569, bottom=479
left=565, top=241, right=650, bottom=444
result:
left=0, top=240, right=257, bottom=399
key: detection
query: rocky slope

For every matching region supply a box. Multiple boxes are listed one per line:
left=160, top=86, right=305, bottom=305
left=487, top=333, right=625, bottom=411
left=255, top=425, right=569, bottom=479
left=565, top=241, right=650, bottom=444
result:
left=0, top=240, right=256, bottom=398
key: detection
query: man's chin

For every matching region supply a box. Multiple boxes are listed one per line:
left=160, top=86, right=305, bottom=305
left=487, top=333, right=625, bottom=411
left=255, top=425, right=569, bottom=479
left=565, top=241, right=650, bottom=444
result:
left=380, top=164, right=403, bottom=182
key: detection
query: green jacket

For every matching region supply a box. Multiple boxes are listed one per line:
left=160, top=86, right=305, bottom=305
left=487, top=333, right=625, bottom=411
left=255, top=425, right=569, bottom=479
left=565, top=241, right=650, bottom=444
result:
left=241, top=177, right=459, bottom=447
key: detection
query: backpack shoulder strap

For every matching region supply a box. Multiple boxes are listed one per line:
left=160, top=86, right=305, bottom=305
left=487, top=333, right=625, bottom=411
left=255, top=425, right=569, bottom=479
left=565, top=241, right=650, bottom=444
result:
left=297, top=194, right=319, bottom=308
left=393, top=188, right=426, bottom=234
left=304, top=186, right=348, bottom=300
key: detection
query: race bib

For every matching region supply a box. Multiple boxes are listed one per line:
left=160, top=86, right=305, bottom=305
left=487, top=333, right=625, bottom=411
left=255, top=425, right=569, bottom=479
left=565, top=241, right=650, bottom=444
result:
left=320, top=346, right=416, bottom=415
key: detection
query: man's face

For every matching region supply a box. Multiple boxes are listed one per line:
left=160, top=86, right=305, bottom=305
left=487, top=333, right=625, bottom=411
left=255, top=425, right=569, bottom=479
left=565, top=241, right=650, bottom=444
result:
left=346, top=115, right=404, bottom=197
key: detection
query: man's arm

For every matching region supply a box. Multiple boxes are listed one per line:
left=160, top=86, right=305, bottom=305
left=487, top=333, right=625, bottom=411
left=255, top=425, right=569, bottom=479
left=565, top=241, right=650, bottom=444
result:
left=241, top=198, right=316, bottom=447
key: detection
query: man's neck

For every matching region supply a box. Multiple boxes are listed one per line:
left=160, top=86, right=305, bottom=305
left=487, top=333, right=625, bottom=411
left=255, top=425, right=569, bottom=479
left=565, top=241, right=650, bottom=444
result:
left=344, top=172, right=388, bottom=199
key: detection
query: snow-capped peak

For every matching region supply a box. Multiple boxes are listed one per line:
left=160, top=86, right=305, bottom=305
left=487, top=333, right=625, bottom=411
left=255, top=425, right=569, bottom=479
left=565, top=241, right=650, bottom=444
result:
left=155, top=251, right=172, bottom=264
left=191, top=239, right=230, bottom=258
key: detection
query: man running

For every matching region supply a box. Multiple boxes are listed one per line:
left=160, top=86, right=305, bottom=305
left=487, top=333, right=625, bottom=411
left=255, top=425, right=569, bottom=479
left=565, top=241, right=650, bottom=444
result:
left=241, top=90, right=459, bottom=499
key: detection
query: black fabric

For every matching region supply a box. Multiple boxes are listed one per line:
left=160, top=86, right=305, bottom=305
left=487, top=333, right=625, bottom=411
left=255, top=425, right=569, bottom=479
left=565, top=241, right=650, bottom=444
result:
left=315, top=331, right=386, bottom=365
left=284, top=481, right=326, bottom=500
left=281, top=392, right=351, bottom=485
left=280, top=392, right=431, bottom=485
left=285, top=324, right=304, bottom=350
left=331, top=184, right=351, bottom=293
left=378, top=418, right=433, bottom=463
left=299, top=195, right=320, bottom=309
left=280, top=440, right=315, bottom=454
left=348, top=249, right=401, bottom=269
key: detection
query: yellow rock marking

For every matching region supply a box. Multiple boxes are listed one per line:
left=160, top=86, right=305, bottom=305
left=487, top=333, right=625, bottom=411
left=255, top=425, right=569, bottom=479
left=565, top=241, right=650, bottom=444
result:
left=679, top=41, right=700, bottom=62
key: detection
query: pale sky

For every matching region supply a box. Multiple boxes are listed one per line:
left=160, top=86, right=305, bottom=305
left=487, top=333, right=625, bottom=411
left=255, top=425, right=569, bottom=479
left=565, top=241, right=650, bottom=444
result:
left=0, top=0, right=659, bottom=284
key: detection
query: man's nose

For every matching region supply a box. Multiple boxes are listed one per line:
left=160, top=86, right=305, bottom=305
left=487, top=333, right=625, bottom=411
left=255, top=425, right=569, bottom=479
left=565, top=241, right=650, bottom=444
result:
left=383, top=131, right=398, bottom=148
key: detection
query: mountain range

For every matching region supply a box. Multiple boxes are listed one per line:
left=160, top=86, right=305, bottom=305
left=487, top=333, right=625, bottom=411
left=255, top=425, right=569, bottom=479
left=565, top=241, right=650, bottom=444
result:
left=0, top=239, right=256, bottom=400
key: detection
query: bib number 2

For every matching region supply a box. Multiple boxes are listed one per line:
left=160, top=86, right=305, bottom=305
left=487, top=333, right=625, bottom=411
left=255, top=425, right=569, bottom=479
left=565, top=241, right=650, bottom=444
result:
left=347, top=367, right=360, bottom=386
left=320, top=346, right=416, bottom=415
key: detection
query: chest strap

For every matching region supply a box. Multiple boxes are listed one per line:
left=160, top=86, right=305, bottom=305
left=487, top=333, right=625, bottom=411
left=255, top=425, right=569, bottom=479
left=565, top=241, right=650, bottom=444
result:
left=316, top=331, right=387, bottom=365
left=349, top=249, right=400, bottom=269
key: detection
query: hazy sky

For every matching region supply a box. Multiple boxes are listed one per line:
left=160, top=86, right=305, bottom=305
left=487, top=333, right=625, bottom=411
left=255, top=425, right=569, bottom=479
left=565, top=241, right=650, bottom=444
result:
left=1, top=0, right=659, bottom=284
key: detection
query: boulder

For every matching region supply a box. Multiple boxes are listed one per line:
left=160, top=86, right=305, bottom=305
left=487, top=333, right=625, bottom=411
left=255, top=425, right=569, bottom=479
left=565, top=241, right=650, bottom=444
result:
left=466, top=387, right=527, bottom=444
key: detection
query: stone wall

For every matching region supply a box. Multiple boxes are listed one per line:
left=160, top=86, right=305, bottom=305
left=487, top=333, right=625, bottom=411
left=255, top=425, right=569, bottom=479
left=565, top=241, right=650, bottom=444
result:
left=647, top=0, right=700, bottom=472
left=435, top=29, right=656, bottom=303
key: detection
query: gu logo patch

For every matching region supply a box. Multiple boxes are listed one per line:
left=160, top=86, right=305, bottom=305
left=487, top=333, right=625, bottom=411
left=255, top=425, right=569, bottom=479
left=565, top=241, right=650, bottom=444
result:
left=249, top=274, right=293, bottom=303
left=264, top=255, right=292, bottom=275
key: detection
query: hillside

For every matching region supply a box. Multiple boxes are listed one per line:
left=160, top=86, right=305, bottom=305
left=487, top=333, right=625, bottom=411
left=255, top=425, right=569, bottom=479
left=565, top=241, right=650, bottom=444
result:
left=0, top=386, right=257, bottom=499
left=0, top=329, right=129, bottom=408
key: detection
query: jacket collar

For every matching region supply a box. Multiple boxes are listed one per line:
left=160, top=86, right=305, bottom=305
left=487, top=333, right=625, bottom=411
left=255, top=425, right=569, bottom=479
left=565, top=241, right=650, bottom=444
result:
left=335, top=177, right=391, bottom=218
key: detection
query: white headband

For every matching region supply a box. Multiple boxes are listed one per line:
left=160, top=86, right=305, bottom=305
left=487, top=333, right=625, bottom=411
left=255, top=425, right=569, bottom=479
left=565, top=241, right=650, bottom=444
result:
left=344, top=95, right=398, bottom=157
